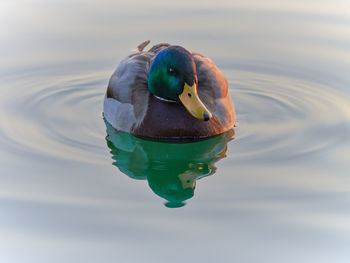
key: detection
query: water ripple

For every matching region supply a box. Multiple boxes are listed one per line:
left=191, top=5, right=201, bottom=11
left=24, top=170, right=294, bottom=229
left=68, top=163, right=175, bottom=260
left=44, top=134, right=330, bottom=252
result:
left=229, top=70, right=350, bottom=162
left=0, top=71, right=109, bottom=164
left=0, top=69, right=349, bottom=165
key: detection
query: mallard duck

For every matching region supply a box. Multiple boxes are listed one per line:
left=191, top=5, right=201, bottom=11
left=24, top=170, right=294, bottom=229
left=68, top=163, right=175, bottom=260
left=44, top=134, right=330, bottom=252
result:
left=104, top=40, right=235, bottom=140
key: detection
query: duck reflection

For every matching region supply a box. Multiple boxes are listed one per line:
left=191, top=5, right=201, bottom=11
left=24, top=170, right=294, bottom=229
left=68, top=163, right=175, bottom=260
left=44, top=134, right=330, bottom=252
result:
left=105, top=120, right=234, bottom=208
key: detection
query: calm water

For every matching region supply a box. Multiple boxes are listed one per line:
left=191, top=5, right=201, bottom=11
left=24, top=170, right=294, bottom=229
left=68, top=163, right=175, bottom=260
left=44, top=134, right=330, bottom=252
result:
left=1, top=0, right=350, bottom=262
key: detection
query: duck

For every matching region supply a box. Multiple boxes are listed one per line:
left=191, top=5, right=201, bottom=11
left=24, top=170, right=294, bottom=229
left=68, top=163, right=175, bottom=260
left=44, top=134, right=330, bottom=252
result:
left=103, top=40, right=235, bottom=140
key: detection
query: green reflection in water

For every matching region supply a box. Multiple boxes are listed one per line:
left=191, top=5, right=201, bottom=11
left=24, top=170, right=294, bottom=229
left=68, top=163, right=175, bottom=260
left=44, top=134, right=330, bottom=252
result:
left=105, top=120, right=234, bottom=208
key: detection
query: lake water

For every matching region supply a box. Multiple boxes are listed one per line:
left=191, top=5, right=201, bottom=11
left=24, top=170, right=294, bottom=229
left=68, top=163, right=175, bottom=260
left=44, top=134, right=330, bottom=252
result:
left=1, top=0, right=350, bottom=262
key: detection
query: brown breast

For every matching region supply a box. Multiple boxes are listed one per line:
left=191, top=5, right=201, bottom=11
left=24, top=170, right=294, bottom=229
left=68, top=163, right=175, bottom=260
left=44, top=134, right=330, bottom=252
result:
left=132, top=95, right=225, bottom=139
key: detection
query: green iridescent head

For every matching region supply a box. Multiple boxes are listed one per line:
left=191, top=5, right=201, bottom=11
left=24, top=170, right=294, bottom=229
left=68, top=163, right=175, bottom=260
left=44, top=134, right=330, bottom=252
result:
left=148, top=46, right=196, bottom=100
left=148, top=46, right=212, bottom=121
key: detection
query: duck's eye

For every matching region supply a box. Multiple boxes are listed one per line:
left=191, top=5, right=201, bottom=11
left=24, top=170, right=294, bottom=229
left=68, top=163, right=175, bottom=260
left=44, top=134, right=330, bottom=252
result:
left=167, top=67, right=176, bottom=75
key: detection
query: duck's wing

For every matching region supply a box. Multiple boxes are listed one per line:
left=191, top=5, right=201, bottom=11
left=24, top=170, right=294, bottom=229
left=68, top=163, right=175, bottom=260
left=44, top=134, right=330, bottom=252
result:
left=192, top=52, right=236, bottom=129
left=104, top=41, right=167, bottom=132
left=104, top=41, right=171, bottom=132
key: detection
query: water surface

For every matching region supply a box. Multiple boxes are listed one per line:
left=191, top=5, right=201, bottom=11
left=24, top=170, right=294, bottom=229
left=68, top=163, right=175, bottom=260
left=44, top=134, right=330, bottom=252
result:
left=1, top=0, right=350, bottom=262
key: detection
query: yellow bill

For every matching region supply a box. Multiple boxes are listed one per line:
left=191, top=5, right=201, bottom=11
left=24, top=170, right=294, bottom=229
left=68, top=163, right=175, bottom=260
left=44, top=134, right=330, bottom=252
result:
left=179, top=83, right=212, bottom=121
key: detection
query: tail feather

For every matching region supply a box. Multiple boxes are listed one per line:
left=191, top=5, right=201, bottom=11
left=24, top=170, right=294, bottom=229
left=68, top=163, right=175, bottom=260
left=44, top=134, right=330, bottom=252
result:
left=137, top=40, right=151, bottom=51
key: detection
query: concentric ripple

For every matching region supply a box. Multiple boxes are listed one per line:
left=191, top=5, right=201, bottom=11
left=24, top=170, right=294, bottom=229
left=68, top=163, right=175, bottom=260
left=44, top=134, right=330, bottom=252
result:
left=0, top=71, right=109, bottom=164
left=0, top=68, right=349, bottom=165
left=227, top=69, right=350, bottom=162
